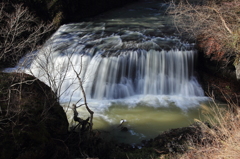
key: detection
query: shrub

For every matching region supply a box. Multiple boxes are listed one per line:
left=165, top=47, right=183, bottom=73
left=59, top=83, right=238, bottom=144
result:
left=168, top=0, right=240, bottom=63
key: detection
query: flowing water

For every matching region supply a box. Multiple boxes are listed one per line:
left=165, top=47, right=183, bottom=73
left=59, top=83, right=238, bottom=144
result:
left=10, top=0, right=210, bottom=144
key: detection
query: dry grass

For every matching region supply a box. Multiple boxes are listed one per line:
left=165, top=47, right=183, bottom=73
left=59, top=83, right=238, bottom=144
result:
left=178, top=98, right=240, bottom=159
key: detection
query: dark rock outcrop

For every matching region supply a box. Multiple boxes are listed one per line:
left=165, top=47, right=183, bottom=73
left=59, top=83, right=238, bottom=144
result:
left=111, top=122, right=220, bottom=159
left=145, top=122, right=215, bottom=154
left=0, top=72, right=69, bottom=159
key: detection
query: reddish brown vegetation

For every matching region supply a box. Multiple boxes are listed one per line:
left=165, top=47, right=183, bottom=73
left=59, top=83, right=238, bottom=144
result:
left=197, top=37, right=226, bottom=61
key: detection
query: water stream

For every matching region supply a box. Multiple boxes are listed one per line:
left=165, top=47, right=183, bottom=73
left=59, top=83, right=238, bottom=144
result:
left=10, top=0, right=210, bottom=144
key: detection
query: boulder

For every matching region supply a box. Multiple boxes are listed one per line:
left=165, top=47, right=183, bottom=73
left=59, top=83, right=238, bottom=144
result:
left=0, top=72, right=69, bottom=159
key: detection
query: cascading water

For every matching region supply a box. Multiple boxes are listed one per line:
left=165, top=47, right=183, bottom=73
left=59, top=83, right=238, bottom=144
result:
left=26, top=23, right=205, bottom=107
left=11, top=1, right=209, bottom=143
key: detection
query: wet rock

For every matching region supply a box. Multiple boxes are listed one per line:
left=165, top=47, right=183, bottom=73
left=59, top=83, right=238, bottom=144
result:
left=144, top=121, right=215, bottom=154
left=121, top=127, right=129, bottom=132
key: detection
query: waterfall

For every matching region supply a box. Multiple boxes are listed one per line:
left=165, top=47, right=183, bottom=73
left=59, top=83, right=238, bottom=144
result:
left=83, top=49, right=203, bottom=99
left=24, top=22, right=205, bottom=107
left=8, top=0, right=208, bottom=108
left=3, top=1, right=210, bottom=143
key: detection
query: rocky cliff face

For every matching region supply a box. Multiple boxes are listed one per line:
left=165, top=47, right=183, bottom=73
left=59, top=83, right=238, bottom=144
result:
left=0, top=72, right=69, bottom=159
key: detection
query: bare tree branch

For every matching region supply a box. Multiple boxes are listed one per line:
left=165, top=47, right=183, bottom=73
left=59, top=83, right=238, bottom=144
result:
left=69, top=55, right=94, bottom=131
left=168, top=0, right=240, bottom=63
left=207, top=6, right=233, bottom=35
left=0, top=2, right=54, bottom=67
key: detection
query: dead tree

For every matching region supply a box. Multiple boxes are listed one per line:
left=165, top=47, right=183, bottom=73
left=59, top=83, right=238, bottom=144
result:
left=72, top=104, right=90, bottom=132
left=70, top=55, right=94, bottom=132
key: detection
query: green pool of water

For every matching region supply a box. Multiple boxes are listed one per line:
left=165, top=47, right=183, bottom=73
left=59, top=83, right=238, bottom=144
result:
left=64, top=101, right=214, bottom=144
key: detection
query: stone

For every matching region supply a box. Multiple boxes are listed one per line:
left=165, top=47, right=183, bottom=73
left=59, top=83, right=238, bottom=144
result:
left=0, top=72, right=69, bottom=159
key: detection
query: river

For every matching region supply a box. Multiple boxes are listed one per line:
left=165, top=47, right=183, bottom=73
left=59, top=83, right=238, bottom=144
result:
left=10, top=0, right=210, bottom=144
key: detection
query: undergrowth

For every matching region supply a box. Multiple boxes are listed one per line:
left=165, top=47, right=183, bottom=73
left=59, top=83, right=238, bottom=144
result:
left=174, top=96, right=240, bottom=159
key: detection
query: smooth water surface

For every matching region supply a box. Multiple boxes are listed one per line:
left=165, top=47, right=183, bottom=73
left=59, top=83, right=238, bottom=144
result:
left=65, top=101, right=210, bottom=144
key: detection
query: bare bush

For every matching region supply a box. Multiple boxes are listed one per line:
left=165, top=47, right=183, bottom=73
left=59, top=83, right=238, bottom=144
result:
left=26, top=43, right=96, bottom=156
left=168, top=0, right=240, bottom=62
left=26, top=42, right=94, bottom=132
left=0, top=2, right=54, bottom=67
